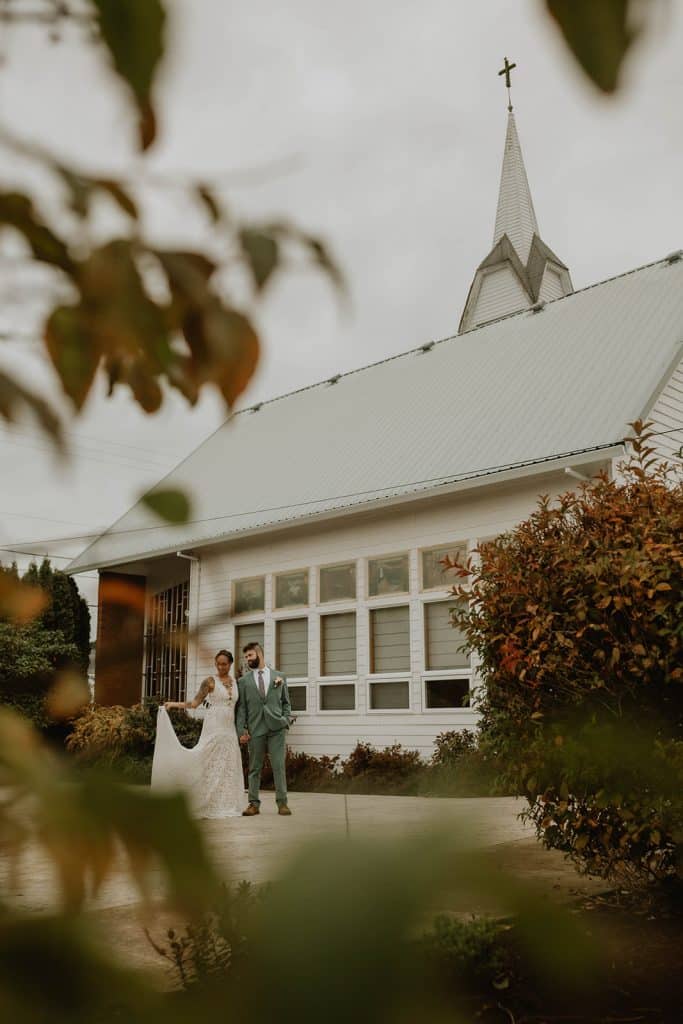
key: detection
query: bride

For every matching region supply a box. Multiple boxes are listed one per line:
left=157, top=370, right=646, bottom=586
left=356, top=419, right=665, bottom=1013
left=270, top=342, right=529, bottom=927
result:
left=151, top=649, right=244, bottom=818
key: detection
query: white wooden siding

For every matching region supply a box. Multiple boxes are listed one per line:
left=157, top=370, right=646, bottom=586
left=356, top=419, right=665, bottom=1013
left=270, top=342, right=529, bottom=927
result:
left=189, top=472, right=580, bottom=757
left=647, top=353, right=683, bottom=471
left=470, top=264, right=530, bottom=328
left=538, top=266, right=566, bottom=302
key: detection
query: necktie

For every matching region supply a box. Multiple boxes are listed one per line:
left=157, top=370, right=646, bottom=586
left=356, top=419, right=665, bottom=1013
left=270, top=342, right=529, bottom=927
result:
left=258, top=669, right=266, bottom=699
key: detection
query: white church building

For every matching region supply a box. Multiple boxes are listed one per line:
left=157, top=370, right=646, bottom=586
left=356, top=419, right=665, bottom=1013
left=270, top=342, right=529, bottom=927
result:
left=68, top=109, right=683, bottom=758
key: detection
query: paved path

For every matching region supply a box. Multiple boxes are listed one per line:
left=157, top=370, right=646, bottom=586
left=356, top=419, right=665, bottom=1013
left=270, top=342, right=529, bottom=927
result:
left=1, top=793, right=607, bottom=983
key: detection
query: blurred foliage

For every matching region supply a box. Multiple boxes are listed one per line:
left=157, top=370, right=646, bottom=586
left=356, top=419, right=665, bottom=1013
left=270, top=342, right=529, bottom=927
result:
left=545, top=0, right=644, bottom=93
left=449, top=427, right=683, bottom=882
left=0, top=0, right=342, bottom=526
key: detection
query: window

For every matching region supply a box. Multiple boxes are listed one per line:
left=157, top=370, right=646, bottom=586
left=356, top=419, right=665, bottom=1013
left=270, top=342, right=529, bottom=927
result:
left=425, top=678, right=469, bottom=709
left=421, top=544, right=466, bottom=590
left=144, top=580, right=189, bottom=702
left=368, top=553, right=409, bottom=596
left=235, top=621, right=264, bottom=676
left=370, top=605, right=410, bottom=673
left=369, top=680, right=410, bottom=710
left=233, top=576, right=265, bottom=615
left=275, top=570, right=308, bottom=608
left=288, top=685, right=307, bottom=712
left=319, top=561, right=356, bottom=603
left=276, top=617, right=308, bottom=677
left=424, top=600, right=469, bottom=669
left=321, top=612, right=356, bottom=676
left=320, top=683, right=355, bottom=711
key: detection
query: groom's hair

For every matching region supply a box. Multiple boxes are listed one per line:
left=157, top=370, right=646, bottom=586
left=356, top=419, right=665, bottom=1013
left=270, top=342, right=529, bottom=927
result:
left=242, top=641, right=263, bottom=655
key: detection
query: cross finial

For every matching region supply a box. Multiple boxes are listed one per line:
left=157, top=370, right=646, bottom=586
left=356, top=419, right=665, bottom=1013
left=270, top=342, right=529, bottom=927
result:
left=498, top=56, right=517, bottom=111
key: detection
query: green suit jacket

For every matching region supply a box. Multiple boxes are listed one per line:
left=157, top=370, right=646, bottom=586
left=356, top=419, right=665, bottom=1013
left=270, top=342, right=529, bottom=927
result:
left=235, top=667, right=292, bottom=738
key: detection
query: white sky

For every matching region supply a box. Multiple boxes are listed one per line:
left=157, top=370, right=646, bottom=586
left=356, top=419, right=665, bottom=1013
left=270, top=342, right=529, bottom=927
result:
left=1, top=0, right=682, bottom=616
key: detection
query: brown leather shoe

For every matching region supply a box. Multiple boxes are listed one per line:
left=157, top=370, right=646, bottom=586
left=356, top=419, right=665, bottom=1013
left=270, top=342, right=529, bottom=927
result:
left=278, top=804, right=292, bottom=816
left=242, top=804, right=260, bottom=816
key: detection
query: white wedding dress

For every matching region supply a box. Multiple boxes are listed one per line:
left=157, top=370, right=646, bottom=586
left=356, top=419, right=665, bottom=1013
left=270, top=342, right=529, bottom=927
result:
left=151, top=677, right=244, bottom=818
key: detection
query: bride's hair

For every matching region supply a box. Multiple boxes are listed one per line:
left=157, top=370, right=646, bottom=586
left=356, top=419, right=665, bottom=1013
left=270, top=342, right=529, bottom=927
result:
left=214, top=649, right=233, bottom=664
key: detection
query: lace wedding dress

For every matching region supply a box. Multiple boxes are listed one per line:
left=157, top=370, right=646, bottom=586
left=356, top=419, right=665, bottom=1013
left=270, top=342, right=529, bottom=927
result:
left=151, top=677, right=244, bottom=819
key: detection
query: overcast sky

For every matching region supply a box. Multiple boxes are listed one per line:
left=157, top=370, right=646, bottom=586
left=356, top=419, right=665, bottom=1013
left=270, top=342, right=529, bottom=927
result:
left=1, top=0, right=682, bottom=612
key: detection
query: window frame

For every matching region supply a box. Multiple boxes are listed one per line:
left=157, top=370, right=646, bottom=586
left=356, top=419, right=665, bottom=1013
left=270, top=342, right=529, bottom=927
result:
left=231, top=575, right=266, bottom=617
left=421, top=672, right=471, bottom=712
left=368, top=603, right=411, bottom=675
left=366, top=673, right=413, bottom=714
left=274, top=612, right=309, bottom=682
left=287, top=683, right=309, bottom=715
left=234, top=619, right=266, bottom=675
left=273, top=567, right=310, bottom=610
left=317, top=679, right=358, bottom=714
left=419, top=541, right=467, bottom=592
left=422, top=593, right=471, bottom=672
left=319, top=609, right=357, bottom=679
left=318, top=559, right=357, bottom=605
left=366, top=550, right=410, bottom=599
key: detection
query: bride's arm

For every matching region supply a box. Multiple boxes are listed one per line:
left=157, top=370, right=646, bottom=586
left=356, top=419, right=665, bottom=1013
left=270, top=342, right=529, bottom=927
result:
left=164, top=677, right=214, bottom=710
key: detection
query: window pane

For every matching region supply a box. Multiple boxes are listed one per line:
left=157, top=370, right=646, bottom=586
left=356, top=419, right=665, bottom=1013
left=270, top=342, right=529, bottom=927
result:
left=371, top=605, right=410, bottom=673
left=321, top=612, right=356, bottom=676
left=289, top=685, right=307, bottom=712
left=320, top=684, right=355, bottom=711
left=319, top=562, right=356, bottom=603
left=276, top=617, right=308, bottom=677
left=368, top=554, right=409, bottom=596
left=425, top=678, right=469, bottom=709
left=233, top=577, right=265, bottom=614
left=235, top=622, right=264, bottom=677
left=425, top=601, right=469, bottom=669
left=370, top=680, right=410, bottom=710
left=421, top=545, right=466, bottom=590
left=275, top=570, right=308, bottom=608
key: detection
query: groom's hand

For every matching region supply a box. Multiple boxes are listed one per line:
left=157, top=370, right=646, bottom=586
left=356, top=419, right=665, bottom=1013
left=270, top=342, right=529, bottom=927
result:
left=239, top=732, right=250, bottom=745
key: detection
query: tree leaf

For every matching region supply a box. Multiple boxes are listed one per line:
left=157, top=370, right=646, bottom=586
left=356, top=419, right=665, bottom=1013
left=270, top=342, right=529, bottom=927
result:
left=141, top=488, right=192, bottom=523
left=0, top=573, right=48, bottom=624
left=0, top=191, right=74, bottom=272
left=0, top=370, right=64, bottom=450
left=546, top=0, right=639, bottom=94
left=95, top=178, right=139, bottom=219
left=45, top=305, right=101, bottom=411
left=91, top=0, right=166, bottom=151
left=196, top=184, right=222, bottom=224
left=239, top=228, right=279, bottom=290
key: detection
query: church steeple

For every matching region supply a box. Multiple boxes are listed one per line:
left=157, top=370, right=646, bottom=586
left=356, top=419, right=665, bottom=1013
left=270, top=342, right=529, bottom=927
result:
left=492, top=111, right=539, bottom=265
left=458, top=65, right=573, bottom=334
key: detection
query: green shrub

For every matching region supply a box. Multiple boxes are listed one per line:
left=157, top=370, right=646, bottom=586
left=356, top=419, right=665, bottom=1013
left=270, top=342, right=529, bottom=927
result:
left=66, top=701, right=201, bottom=764
left=259, top=749, right=340, bottom=791
left=420, top=914, right=513, bottom=990
left=342, top=741, right=423, bottom=794
left=422, top=729, right=502, bottom=797
left=451, top=433, right=683, bottom=882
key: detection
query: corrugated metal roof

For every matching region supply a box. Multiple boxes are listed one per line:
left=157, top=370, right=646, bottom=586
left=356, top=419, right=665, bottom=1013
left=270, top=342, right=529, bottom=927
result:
left=67, top=256, right=683, bottom=573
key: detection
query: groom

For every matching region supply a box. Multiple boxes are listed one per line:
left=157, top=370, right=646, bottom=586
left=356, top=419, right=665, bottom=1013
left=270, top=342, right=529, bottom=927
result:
left=236, top=642, right=293, bottom=816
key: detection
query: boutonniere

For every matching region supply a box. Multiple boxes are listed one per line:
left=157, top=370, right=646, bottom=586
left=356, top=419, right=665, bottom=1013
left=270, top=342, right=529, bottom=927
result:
left=274, top=676, right=284, bottom=688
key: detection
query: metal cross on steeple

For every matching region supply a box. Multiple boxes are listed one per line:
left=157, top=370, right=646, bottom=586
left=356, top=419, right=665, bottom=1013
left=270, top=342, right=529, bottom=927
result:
left=498, top=56, right=517, bottom=111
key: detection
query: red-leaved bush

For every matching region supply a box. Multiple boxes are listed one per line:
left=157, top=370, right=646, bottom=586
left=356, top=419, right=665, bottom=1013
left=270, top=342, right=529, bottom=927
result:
left=449, top=425, right=683, bottom=882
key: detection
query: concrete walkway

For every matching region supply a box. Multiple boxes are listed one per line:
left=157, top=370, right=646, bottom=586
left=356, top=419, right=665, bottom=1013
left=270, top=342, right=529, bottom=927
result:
left=1, top=793, right=608, bottom=982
